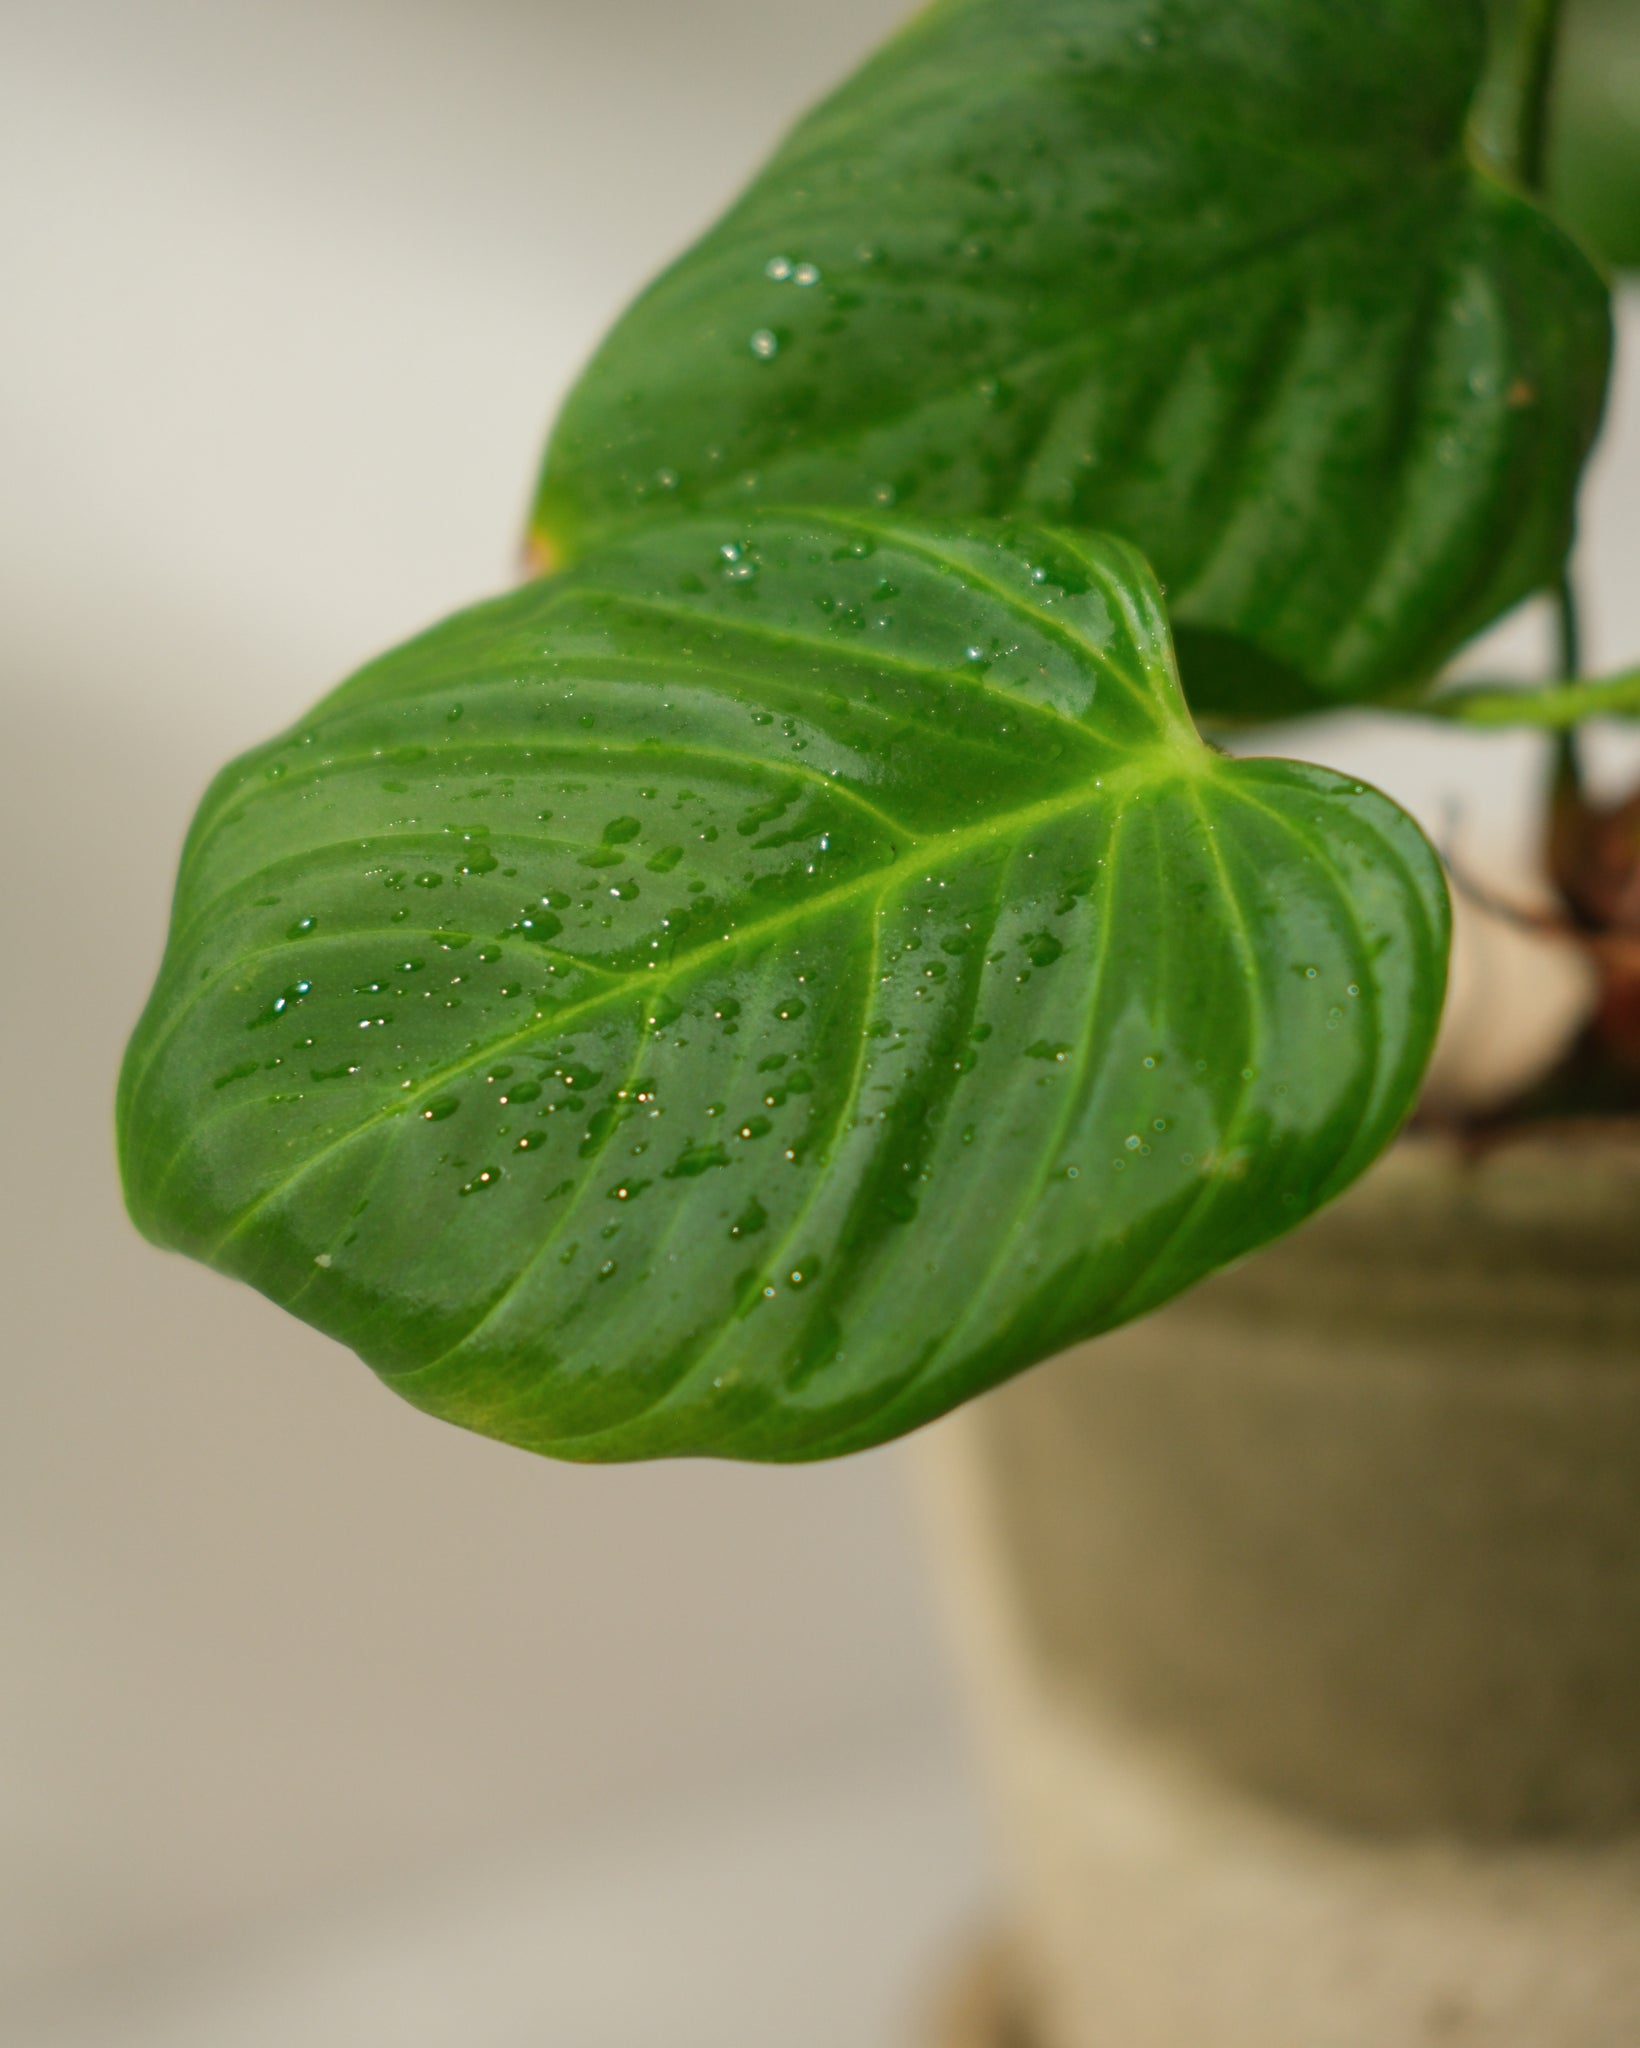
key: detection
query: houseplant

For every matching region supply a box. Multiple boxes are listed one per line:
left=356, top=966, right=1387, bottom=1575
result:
left=117, top=0, right=1640, bottom=2037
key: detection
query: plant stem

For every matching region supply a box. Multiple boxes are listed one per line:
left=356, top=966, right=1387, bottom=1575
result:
left=1486, top=0, right=1571, bottom=192
left=1550, top=566, right=1585, bottom=794
left=1419, top=665, right=1640, bottom=730
left=1555, top=566, right=1583, bottom=680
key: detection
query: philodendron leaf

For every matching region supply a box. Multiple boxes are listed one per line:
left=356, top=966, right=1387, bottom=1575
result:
left=119, top=516, right=1447, bottom=1462
left=531, top=0, right=1611, bottom=719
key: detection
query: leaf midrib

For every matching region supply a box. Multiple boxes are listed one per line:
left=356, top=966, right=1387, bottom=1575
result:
left=194, top=753, right=1180, bottom=1259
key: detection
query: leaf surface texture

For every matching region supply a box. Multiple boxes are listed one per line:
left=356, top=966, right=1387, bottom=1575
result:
left=533, top=0, right=1611, bottom=715
left=120, top=517, right=1448, bottom=1459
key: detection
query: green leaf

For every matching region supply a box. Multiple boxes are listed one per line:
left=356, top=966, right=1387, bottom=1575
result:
left=530, top=0, right=1610, bottom=719
left=119, top=515, right=1448, bottom=1462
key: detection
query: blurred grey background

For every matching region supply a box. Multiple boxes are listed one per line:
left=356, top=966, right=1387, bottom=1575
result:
left=0, top=2, right=1635, bottom=2044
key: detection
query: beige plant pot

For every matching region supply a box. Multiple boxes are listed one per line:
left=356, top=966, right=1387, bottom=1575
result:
left=919, top=1126, right=1640, bottom=2048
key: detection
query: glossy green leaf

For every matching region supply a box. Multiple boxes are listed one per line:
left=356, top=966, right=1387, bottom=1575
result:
left=531, top=0, right=1611, bottom=718
left=119, top=515, right=1447, bottom=1462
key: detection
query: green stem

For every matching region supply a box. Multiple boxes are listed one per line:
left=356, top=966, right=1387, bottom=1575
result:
left=1486, top=0, right=1570, bottom=191
left=1419, top=665, right=1640, bottom=730
left=1554, top=566, right=1582, bottom=679
left=1550, top=565, right=1584, bottom=794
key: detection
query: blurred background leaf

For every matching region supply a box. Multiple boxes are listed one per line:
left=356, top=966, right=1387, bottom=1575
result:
left=536, top=0, right=1610, bottom=719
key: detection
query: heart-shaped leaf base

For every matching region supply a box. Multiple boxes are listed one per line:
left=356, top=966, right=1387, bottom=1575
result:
left=120, top=516, right=1447, bottom=1460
